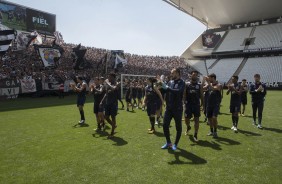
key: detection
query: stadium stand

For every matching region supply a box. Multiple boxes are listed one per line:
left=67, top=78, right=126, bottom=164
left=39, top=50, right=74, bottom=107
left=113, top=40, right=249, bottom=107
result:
left=216, top=27, right=252, bottom=52
left=248, top=23, right=282, bottom=49
left=238, top=56, right=282, bottom=83
left=207, top=58, right=244, bottom=83
left=0, top=41, right=191, bottom=82
left=206, top=59, right=217, bottom=69
left=186, top=60, right=208, bottom=76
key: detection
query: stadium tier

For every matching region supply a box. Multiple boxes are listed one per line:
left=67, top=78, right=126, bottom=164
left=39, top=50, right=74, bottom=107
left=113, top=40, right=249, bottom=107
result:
left=185, top=59, right=208, bottom=76
left=206, top=59, right=217, bottom=69
left=186, top=55, right=282, bottom=85
left=238, top=56, right=282, bottom=83
left=215, top=27, right=252, bottom=52
left=248, top=23, right=282, bottom=49
left=208, top=58, right=244, bottom=84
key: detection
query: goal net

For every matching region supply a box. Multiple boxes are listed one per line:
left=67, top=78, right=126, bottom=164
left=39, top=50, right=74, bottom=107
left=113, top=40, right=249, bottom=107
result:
left=120, top=74, right=155, bottom=98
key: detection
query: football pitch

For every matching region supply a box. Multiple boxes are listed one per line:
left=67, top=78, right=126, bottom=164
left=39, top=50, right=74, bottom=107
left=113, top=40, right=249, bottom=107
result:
left=0, top=90, right=281, bottom=184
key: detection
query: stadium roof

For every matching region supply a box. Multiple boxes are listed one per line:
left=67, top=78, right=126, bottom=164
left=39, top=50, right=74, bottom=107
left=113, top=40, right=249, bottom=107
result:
left=164, top=0, right=282, bottom=28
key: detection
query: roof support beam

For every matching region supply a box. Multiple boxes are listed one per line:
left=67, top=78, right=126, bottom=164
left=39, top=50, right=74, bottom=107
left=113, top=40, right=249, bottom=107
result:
left=162, top=0, right=208, bottom=27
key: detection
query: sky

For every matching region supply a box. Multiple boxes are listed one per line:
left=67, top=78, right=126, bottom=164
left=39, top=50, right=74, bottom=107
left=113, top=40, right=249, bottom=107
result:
left=11, top=0, right=205, bottom=56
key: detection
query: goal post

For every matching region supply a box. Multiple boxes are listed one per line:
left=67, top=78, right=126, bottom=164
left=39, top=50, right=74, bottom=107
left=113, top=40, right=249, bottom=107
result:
left=120, top=74, right=155, bottom=99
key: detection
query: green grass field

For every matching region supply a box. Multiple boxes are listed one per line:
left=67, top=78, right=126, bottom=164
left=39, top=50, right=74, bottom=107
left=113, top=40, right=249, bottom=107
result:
left=0, top=90, right=281, bottom=184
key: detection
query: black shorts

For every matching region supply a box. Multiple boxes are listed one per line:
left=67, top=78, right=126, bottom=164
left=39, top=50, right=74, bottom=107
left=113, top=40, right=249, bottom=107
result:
left=185, top=104, right=200, bottom=118
left=147, top=102, right=157, bottom=116
left=230, top=104, right=241, bottom=113
left=94, top=103, right=104, bottom=114
left=105, top=103, right=118, bottom=117
left=132, top=93, right=137, bottom=99
left=241, top=96, right=247, bottom=105
left=125, top=96, right=132, bottom=103
left=207, top=105, right=219, bottom=118
left=77, top=97, right=86, bottom=107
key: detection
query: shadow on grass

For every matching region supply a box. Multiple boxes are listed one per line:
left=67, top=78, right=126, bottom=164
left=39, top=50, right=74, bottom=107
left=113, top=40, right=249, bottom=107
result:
left=154, top=131, right=165, bottom=137
left=167, top=148, right=207, bottom=165
left=92, top=131, right=128, bottom=146
left=92, top=131, right=108, bottom=138
left=72, top=123, right=90, bottom=128
left=238, top=129, right=262, bottom=136
left=215, top=137, right=240, bottom=146
left=109, top=136, right=128, bottom=146
left=127, top=110, right=136, bottom=113
left=218, top=125, right=261, bottom=136
left=188, top=135, right=222, bottom=150
left=217, top=125, right=230, bottom=131
left=263, top=127, right=282, bottom=134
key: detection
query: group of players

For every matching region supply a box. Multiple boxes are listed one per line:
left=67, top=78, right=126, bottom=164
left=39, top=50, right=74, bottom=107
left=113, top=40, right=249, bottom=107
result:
left=70, top=73, right=119, bottom=138
left=69, top=69, right=267, bottom=150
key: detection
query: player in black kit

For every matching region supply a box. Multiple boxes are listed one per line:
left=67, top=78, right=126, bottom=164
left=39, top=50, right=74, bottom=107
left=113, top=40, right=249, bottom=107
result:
left=226, top=76, right=242, bottom=132
left=136, top=80, right=144, bottom=109
left=70, top=76, right=87, bottom=125
left=132, top=81, right=138, bottom=107
left=249, top=74, right=266, bottom=129
left=184, top=71, right=203, bottom=141
left=203, top=73, right=222, bottom=138
left=102, top=73, right=119, bottom=137
left=125, top=81, right=134, bottom=111
left=240, top=79, right=248, bottom=116
left=161, top=68, right=185, bottom=151
left=90, top=77, right=105, bottom=131
left=116, top=79, right=124, bottom=109
left=143, top=77, right=164, bottom=134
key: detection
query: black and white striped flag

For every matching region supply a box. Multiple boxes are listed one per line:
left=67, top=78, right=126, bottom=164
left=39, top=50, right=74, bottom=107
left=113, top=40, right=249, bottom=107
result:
left=0, top=29, right=15, bottom=55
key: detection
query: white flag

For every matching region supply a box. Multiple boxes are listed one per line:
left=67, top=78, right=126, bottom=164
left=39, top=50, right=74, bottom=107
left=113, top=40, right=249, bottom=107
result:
left=114, top=54, right=127, bottom=68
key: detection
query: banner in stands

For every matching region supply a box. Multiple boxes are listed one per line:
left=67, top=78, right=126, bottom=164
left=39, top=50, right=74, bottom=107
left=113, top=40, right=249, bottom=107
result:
left=110, top=50, right=127, bottom=69
left=20, top=79, right=36, bottom=93
left=42, top=81, right=60, bottom=91
left=202, top=31, right=225, bottom=48
left=0, top=1, right=56, bottom=35
left=0, top=79, right=20, bottom=100
left=15, top=30, right=29, bottom=50
left=14, top=30, right=43, bottom=51
left=36, top=45, right=62, bottom=67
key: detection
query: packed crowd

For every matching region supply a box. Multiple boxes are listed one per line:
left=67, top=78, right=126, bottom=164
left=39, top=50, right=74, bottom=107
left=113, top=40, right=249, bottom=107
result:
left=0, top=40, right=193, bottom=83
